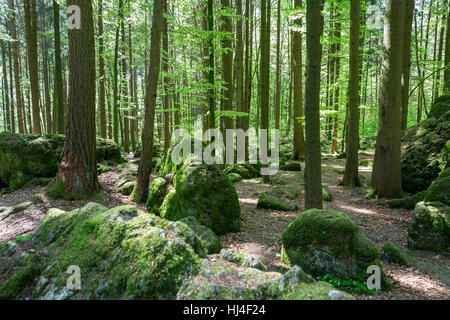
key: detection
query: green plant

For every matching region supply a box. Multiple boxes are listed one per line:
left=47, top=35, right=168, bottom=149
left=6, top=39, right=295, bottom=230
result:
left=319, top=274, right=378, bottom=295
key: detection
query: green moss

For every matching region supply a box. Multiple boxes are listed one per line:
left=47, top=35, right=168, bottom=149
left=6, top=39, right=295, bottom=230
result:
left=424, top=168, right=450, bottom=205
left=407, top=201, right=449, bottom=252
left=160, top=159, right=241, bottom=235
left=385, top=191, right=427, bottom=209
left=428, top=95, right=450, bottom=120
left=118, top=181, right=135, bottom=196
left=146, top=177, right=167, bottom=214
left=227, top=173, right=243, bottom=183
left=381, top=241, right=416, bottom=267
left=281, top=209, right=389, bottom=289
left=322, top=187, right=333, bottom=202
left=47, top=181, right=64, bottom=199
left=280, top=161, right=302, bottom=171
left=224, top=164, right=256, bottom=179
left=257, top=193, right=298, bottom=211
left=0, top=253, right=37, bottom=300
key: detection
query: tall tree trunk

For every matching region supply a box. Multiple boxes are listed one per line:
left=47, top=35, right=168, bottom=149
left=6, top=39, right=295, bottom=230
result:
left=1, top=43, right=11, bottom=132
left=304, top=0, right=324, bottom=209
left=10, top=0, right=23, bottom=133
left=53, top=0, right=65, bottom=134
left=24, top=0, right=41, bottom=134
left=221, top=0, right=233, bottom=131
left=129, top=23, right=137, bottom=151
left=163, top=0, right=170, bottom=151
left=8, top=44, right=15, bottom=133
left=401, top=0, right=414, bottom=131
left=50, top=0, right=99, bottom=199
left=331, top=3, right=342, bottom=154
left=207, top=0, right=216, bottom=130
left=293, top=0, right=305, bottom=160
left=121, top=9, right=130, bottom=153
left=131, top=0, right=164, bottom=203
left=371, top=0, right=405, bottom=198
left=444, top=1, right=450, bottom=93
left=112, top=0, right=123, bottom=143
left=41, top=3, right=52, bottom=134
left=235, top=0, right=244, bottom=132
left=260, top=0, right=270, bottom=152
left=98, top=0, right=107, bottom=138
left=342, top=0, right=361, bottom=187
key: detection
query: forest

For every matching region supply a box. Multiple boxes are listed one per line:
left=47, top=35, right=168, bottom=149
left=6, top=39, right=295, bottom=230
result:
left=0, top=0, right=448, bottom=302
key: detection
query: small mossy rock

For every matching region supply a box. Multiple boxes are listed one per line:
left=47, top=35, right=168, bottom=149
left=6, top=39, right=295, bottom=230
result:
left=219, top=249, right=267, bottom=271
left=176, top=259, right=353, bottom=300
left=281, top=209, right=389, bottom=290
left=257, top=193, right=298, bottom=211
left=401, top=99, right=450, bottom=193
left=423, top=167, right=450, bottom=205
left=385, top=191, right=426, bottom=209
left=280, top=161, right=302, bottom=171
left=322, top=187, right=333, bottom=202
left=407, top=201, right=450, bottom=252
left=179, top=216, right=221, bottom=254
left=428, top=95, right=450, bottom=120
left=380, top=241, right=416, bottom=267
left=117, top=181, right=135, bottom=196
left=96, top=138, right=125, bottom=163
left=224, top=164, right=256, bottom=179
left=146, top=177, right=168, bottom=214
left=155, top=139, right=205, bottom=176
left=0, top=133, right=124, bottom=188
left=227, top=173, right=243, bottom=183
left=2, top=202, right=206, bottom=299
left=359, top=160, right=373, bottom=167
left=160, top=158, right=241, bottom=235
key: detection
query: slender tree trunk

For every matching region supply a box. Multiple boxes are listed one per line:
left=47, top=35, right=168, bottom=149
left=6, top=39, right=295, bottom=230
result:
left=342, top=0, right=361, bottom=187
left=112, top=0, right=123, bottom=143
left=304, top=0, right=324, bottom=209
left=121, top=9, right=130, bottom=153
left=50, top=0, right=99, bottom=199
left=274, top=0, right=281, bottom=130
left=401, top=0, right=414, bottom=131
left=53, top=0, right=65, bottom=134
left=24, top=0, right=41, bottom=134
left=98, top=1, right=107, bottom=138
left=10, top=0, right=23, bottom=133
left=1, top=43, right=11, bottom=132
left=444, top=1, right=450, bottom=93
left=221, top=0, right=233, bottom=131
left=331, top=6, right=342, bottom=155
left=260, top=0, right=270, bottom=153
left=41, top=4, right=52, bottom=134
left=131, top=0, right=164, bottom=203
left=163, top=0, right=170, bottom=151
left=129, top=23, right=137, bottom=151
left=8, top=44, right=15, bottom=133
left=371, top=0, right=405, bottom=198
left=235, top=0, right=244, bottom=132
left=293, top=0, right=305, bottom=160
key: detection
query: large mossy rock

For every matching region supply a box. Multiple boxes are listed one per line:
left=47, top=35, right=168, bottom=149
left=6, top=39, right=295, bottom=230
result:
left=281, top=209, right=389, bottom=290
left=0, top=132, right=124, bottom=189
left=177, top=261, right=353, bottom=300
left=401, top=97, right=450, bottom=193
left=146, top=177, right=168, bottom=214
left=159, top=158, right=241, bottom=235
left=423, top=167, right=450, bottom=205
left=407, top=201, right=449, bottom=252
left=0, top=203, right=205, bottom=299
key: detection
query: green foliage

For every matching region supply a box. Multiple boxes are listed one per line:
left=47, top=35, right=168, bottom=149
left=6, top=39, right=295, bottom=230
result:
left=319, top=274, right=378, bottom=295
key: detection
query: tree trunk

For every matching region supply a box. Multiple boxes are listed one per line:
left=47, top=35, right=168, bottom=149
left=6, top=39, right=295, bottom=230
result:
left=131, top=0, right=164, bottom=203
left=50, top=0, right=99, bottom=199
left=10, top=0, right=23, bottom=133
left=163, top=0, right=170, bottom=151
left=24, top=0, right=41, bottom=134
left=401, top=0, right=414, bottom=131
left=342, top=0, right=361, bottom=187
left=53, top=0, right=65, bottom=134
left=221, top=0, right=233, bottom=131
left=304, top=0, right=324, bottom=209
left=371, top=0, right=405, bottom=199
left=444, top=1, right=450, bottom=93
left=98, top=0, right=107, bottom=138
left=293, top=0, right=305, bottom=160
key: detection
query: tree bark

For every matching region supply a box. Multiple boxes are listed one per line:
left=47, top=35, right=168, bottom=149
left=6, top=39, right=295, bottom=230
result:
left=53, top=0, right=65, bottom=134
left=304, top=0, right=324, bottom=209
left=10, top=0, right=23, bottom=133
left=131, top=0, right=164, bottom=203
left=98, top=0, right=107, bottom=138
left=401, top=0, right=414, bottom=131
left=51, top=0, right=99, bottom=199
left=371, top=0, right=405, bottom=198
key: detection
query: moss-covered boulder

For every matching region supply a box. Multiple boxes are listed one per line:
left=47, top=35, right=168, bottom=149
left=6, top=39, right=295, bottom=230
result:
left=401, top=98, right=450, bottom=193
left=281, top=209, right=389, bottom=290
left=385, top=191, right=427, bottom=209
left=224, top=164, right=257, bottom=179
left=257, top=192, right=298, bottom=211
left=177, top=260, right=353, bottom=300
left=0, top=132, right=124, bottom=189
left=380, top=241, right=416, bottom=267
left=227, top=173, right=243, bottom=183
left=159, top=158, right=241, bottom=235
left=219, top=249, right=266, bottom=271
left=322, top=187, right=333, bottom=202
left=423, top=167, right=450, bottom=205
left=280, top=161, right=302, bottom=172
left=180, top=216, right=221, bottom=254
left=117, top=181, right=135, bottom=196
left=146, top=177, right=168, bottom=214
left=428, top=95, right=450, bottom=119
left=0, top=203, right=208, bottom=300
left=407, top=201, right=449, bottom=252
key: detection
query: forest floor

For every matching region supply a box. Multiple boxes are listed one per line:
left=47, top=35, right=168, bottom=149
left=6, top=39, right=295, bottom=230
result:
left=0, top=152, right=449, bottom=300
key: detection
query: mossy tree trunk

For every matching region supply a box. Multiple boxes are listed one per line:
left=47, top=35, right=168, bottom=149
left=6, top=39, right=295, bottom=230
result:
left=371, top=0, right=405, bottom=198
left=51, top=0, right=99, bottom=200
left=131, top=0, right=164, bottom=203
